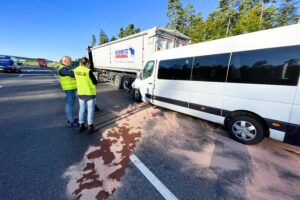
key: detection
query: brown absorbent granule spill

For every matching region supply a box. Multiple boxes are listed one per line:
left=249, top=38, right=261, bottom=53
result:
left=63, top=105, right=159, bottom=200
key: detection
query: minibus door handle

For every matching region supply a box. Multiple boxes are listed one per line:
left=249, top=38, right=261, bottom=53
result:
left=148, top=82, right=153, bottom=85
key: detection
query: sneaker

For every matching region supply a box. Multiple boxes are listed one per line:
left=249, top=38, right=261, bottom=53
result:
left=69, top=121, right=79, bottom=127
left=88, top=124, right=95, bottom=134
left=79, top=123, right=87, bottom=133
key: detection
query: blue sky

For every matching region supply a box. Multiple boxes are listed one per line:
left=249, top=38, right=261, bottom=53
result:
left=0, top=0, right=219, bottom=61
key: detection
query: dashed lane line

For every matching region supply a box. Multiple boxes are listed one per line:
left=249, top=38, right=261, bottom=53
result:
left=130, top=154, right=179, bottom=200
left=18, top=74, right=24, bottom=78
left=51, top=72, right=60, bottom=83
left=21, top=69, right=49, bottom=72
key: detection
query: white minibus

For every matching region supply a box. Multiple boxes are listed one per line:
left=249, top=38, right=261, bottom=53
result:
left=132, top=24, right=300, bottom=146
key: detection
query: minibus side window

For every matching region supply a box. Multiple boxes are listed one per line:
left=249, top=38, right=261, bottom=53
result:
left=192, top=53, right=230, bottom=82
left=142, top=61, right=155, bottom=80
left=228, top=45, right=300, bottom=86
left=158, top=57, right=193, bottom=80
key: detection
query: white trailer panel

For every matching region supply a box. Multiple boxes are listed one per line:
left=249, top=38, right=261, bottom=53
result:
left=90, top=27, right=190, bottom=74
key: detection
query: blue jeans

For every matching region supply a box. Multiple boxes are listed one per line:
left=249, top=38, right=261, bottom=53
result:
left=64, top=90, right=76, bottom=123
left=78, top=98, right=96, bottom=125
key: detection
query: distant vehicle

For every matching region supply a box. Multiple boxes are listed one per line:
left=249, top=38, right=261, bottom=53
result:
left=0, top=55, right=21, bottom=73
left=88, top=26, right=190, bottom=90
left=38, top=58, right=47, bottom=67
left=132, top=24, right=300, bottom=146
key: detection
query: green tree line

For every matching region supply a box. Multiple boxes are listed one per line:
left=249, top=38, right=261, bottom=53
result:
left=90, top=23, right=141, bottom=47
left=167, top=0, right=299, bottom=43
left=90, top=0, right=298, bottom=46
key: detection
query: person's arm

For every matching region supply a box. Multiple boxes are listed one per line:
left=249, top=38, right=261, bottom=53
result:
left=89, top=70, right=98, bottom=85
left=59, top=67, right=75, bottom=78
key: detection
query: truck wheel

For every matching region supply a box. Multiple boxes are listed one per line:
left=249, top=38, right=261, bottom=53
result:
left=227, top=115, right=265, bottom=145
left=114, top=75, right=123, bottom=89
left=97, top=73, right=105, bottom=83
left=133, top=89, right=142, bottom=102
left=122, top=76, right=131, bottom=92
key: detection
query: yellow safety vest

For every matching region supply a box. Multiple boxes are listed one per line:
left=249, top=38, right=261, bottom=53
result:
left=58, top=65, right=77, bottom=91
left=74, top=66, right=96, bottom=95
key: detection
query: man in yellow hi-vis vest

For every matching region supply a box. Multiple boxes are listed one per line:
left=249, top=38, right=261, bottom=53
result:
left=58, top=56, right=79, bottom=127
left=74, top=57, right=98, bottom=133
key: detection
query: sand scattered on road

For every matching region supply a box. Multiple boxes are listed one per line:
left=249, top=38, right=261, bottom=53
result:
left=63, top=104, right=160, bottom=200
left=64, top=104, right=300, bottom=200
left=137, top=109, right=300, bottom=200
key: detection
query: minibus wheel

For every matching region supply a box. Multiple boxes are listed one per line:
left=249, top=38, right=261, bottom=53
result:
left=227, top=115, right=264, bottom=145
left=133, top=89, right=142, bottom=102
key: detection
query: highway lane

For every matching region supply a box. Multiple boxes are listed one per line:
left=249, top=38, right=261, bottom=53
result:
left=1, top=67, right=300, bottom=200
left=0, top=68, right=144, bottom=200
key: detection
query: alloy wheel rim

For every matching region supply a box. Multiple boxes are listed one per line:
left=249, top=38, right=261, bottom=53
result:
left=232, top=120, right=257, bottom=141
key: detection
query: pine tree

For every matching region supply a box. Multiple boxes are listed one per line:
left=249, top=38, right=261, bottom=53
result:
left=118, top=27, right=125, bottom=38
left=201, top=0, right=238, bottom=40
left=261, top=1, right=278, bottom=29
left=99, top=29, right=108, bottom=45
left=119, top=24, right=141, bottom=38
left=135, top=28, right=141, bottom=33
left=91, top=34, right=96, bottom=47
left=125, top=24, right=136, bottom=36
left=233, top=0, right=262, bottom=34
left=110, top=36, right=117, bottom=41
left=277, top=0, right=298, bottom=26
left=188, top=14, right=205, bottom=43
left=166, top=0, right=186, bottom=33
left=183, top=3, right=204, bottom=42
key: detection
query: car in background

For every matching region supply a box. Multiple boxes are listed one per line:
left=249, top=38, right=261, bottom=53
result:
left=0, top=55, right=21, bottom=73
left=38, top=58, right=47, bottom=67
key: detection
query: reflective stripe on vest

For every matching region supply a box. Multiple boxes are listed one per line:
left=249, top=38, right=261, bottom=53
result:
left=74, top=66, right=96, bottom=95
left=58, top=65, right=77, bottom=90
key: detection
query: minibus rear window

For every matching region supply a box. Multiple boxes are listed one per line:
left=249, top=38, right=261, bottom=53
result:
left=228, top=45, right=300, bottom=86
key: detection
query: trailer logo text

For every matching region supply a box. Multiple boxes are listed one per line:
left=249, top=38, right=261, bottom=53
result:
left=115, top=48, right=135, bottom=58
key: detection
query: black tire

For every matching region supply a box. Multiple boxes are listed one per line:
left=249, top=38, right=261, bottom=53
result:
left=114, top=75, right=123, bottom=89
left=122, top=76, right=131, bottom=92
left=133, top=89, right=142, bottom=102
left=97, top=73, right=105, bottom=83
left=227, top=115, right=265, bottom=145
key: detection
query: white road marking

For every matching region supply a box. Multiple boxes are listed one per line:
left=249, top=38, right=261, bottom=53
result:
left=53, top=74, right=59, bottom=79
left=52, top=72, right=59, bottom=80
left=21, top=69, right=50, bottom=72
left=18, top=74, right=24, bottom=78
left=21, top=74, right=53, bottom=76
left=0, top=86, right=2, bottom=88
left=130, top=154, right=179, bottom=200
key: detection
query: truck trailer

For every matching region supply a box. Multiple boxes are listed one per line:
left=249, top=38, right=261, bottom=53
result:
left=88, top=26, right=190, bottom=90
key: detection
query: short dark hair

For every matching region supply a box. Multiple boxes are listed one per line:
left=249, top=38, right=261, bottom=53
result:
left=80, top=57, right=90, bottom=66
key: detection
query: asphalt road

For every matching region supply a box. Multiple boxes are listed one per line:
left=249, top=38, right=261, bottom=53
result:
left=0, top=66, right=135, bottom=200
left=1, top=66, right=300, bottom=200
